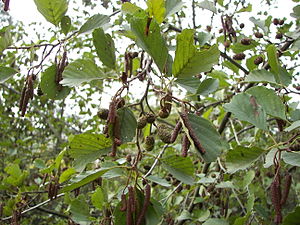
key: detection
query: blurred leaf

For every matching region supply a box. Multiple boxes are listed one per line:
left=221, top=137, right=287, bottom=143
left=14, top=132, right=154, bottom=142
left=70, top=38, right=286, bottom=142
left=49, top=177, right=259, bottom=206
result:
left=68, top=133, right=112, bottom=171
left=198, top=0, right=217, bottom=13
left=224, top=93, right=267, bottom=130
left=79, top=14, right=110, bottom=34
left=0, top=26, right=12, bottom=53
left=197, top=32, right=212, bottom=46
left=34, top=0, right=68, bottom=26
left=291, top=5, right=300, bottom=18
left=130, top=14, right=168, bottom=72
left=0, top=66, right=18, bottom=83
left=175, top=76, right=200, bottom=94
left=70, top=196, right=91, bottom=224
left=60, top=15, right=71, bottom=35
left=121, top=2, right=143, bottom=15
left=237, top=4, right=252, bottom=12
left=91, top=187, right=105, bottom=210
left=147, top=0, right=165, bottom=24
left=245, top=69, right=277, bottom=84
left=165, top=0, right=184, bottom=17
left=117, top=107, right=137, bottom=143
left=40, top=65, right=71, bottom=100
left=266, top=44, right=279, bottom=74
left=93, top=28, right=116, bottom=69
left=173, top=29, right=219, bottom=78
left=284, top=120, right=300, bottom=132
left=249, top=17, right=268, bottom=34
left=197, top=78, right=219, bottom=96
left=161, top=155, right=194, bottom=185
left=283, top=206, right=300, bottom=225
left=246, top=86, right=286, bottom=120
left=147, top=175, right=171, bottom=187
left=282, top=151, right=300, bottom=167
left=203, top=218, right=229, bottom=225
left=59, top=168, right=76, bottom=183
left=225, top=146, right=265, bottom=173
left=61, top=59, right=104, bottom=86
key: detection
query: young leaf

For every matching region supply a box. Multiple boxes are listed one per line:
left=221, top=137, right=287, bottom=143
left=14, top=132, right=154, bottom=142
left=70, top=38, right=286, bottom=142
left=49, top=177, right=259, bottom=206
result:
left=93, top=28, right=116, bottom=69
left=0, top=66, right=18, bottom=83
left=161, top=154, right=194, bottom=185
left=130, top=15, right=168, bottom=72
left=266, top=44, right=279, bottom=74
left=117, top=107, right=137, bottom=143
left=173, top=29, right=219, bottom=78
left=70, top=196, right=91, bottom=223
left=91, top=187, right=105, bottom=210
left=246, top=86, right=286, bottom=120
left=34, top=0, right=68, bottom=26
left=225, top=146, right=265, bottom=173
left=224, top=93, right=268, bottom=130
left=68, top=133, right=112, bottom=171
left=147, top=0, right=166, bottom=24
left=79, top=14, right=110, bottom=34
left=40, top=65, right=71, bottom=100
left=61, top=59, right=104, bottom=87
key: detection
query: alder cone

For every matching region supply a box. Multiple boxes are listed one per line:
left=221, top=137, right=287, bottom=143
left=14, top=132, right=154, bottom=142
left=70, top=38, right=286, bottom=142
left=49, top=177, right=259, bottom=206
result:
left=158, top=109, right=170, bottom=118
left=97, top=108, right=109, bottom=120
left=144, top=136, right=155, bottom=151
left=279, top=19, right=284, bottom=25
left=233, top=53, right=246, bottom=60
left=137, top=115, right=147, bottom=129
left=254, top=32, right=263, bottom=38
left=273, top=18, right=279, bottom=25
left=145, top=112, right=155, bottom=123
left=223, top=41, right=230, bottom=48
left=254, top=56, right=263, bottom=65
left=276, top=33, right=283, bottom=39
left=241, top=38, right=251, bottom=45
left=157, top=124, right=172, bottom=144
left=239, top=23, right=245, bottom=29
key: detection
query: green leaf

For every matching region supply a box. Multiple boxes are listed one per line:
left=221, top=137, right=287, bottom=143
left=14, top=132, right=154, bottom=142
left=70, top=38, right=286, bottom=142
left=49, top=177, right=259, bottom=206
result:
left=237, top=4, right=252, bottom=12
left=79, top=14, right=110, bottom=34
left=145, top=199, right=164, bottom=225
left=284, top=120, right=300, bottom=132
left=241, top=170, right=255, bottom=189
left=224, top=93, right=267, bottom=130
left=231, top=41, right=258, bottom=54
left=68, top=133, right=112, bottom=171
left=225, top=146, right=265, bottom=173
left=60, top=167, right=113, bottom=192
left=70, top=196, right=91, bottom=224
left=246, top=194, right=255, bottom=212
left=291, top=5, right=300, bottom=18
left=264, top=148, right=277, bottom=168
left=165, top=0, right=184, bottom=18
left=283, top=206, right=300, bottom=225
left=203, top=218, right=229, bottom=225
left=34, top=0, right=68, bottom=26
left=61, top=59, right=104, bottom=87
left=91, top=187, right=105, bottom=210
left=121, top=2, right=143, bottom=15
left=60, top=15, right=71, bottom=35
left=130, top=15, right=168, bottom=72
left=93, top=28, right=116, bottom=69
left=249, top=17, right=268, bottom=34
left=161, top=154, right=194, bottom=185
left=277, top=67, right=292, bottom=86
left=147, top=0, right=165, bottom=24
left=113, top=201, right=126, bottom=225
left=197, top=78, right=219, bottom=96
left=246, top=86, right=286, bottom=120
left=244, top=69, right=277, bottom=84
left=59, top=168, right=76, bottom=183
left=0, top=26, right=12, bottom=53
left=197, top=31, right=212, bottom=46
left=175, top=76, right=200, bottom=94
left=146, top=175, right=171, bottom=187
left=266, top=44, right=279, bottom=74
left=187, top=114, right=227, bottom=162
left=173, top=29, right=219, bottom=78
left=0, top=66, right=18, bottom=83
left=198, top=0, right=217, bottom=13
left=282, top=151, right=300, bottom=167
left=117, top=107, right=137, bottom=143
left=40, top=65, right=71, bottom=100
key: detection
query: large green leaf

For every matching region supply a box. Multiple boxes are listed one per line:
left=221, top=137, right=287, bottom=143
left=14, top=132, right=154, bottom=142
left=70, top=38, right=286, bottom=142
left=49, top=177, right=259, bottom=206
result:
left=130, top=15, right=168, bottom=72
left=68, top=133, right=112, bottom=171
left=173, top=29, right=219, bottom=78
left=224, top=93, right=267, bottom=130
left=175, top=76, right=200, bottom=94
left=225, top=146, right=265, bottom=173
left=60, top=167, right=113, bottom=192
left=244, top=69, right=277, bottom=84
left=165, top=0, right=184, bottom=17
left=282, top=151, right=300, bottom=167
left=0, top=66, right=18, bottom=83
left=79, top=14, right=110, bottom=34
left=0, top=26, right=12, bottom=53
left=197, top=78, right=219, bottom=96
left=266, top=44, right=279, bottom=74
left=40, top=65, right=71, bottom=100
left=61, top=59, right=104, bottom=86
left=147, top=0, right=165, bottom=24
left=187, top=114, right=227, bottom=162
left=246, top=86, right=286, bottom=120
left=34, top=0, right=68, bottom=26
left=93, top=28, right=116, bottom=69
left=117, top=107, right=137, bottom=143
left=283, top=207, right=300, bottom=225
left=161, top=154, right=194, bottom=185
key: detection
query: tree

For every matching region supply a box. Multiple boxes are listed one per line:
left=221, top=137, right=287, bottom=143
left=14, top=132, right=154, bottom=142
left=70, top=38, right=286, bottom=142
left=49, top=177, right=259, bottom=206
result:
left=0, top=0, right=300, bottom=224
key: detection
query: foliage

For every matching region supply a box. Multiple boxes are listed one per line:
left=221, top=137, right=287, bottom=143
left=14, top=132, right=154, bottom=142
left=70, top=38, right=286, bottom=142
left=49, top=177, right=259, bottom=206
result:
left=0, top=0, right=300, bottom=224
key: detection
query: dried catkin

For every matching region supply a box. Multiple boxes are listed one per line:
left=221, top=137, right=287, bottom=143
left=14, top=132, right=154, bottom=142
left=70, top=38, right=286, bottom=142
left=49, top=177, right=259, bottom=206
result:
left=170, top=121, right=182, bottom=143
left=120, top=194, right=127, bottom=212
left=271, top=177, right=282, bottom=224
left=181, top=134, right=190, bottom=157
left=281, top=173, right=292, bottom=206
left=136, top=184, right=151, bottom=225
